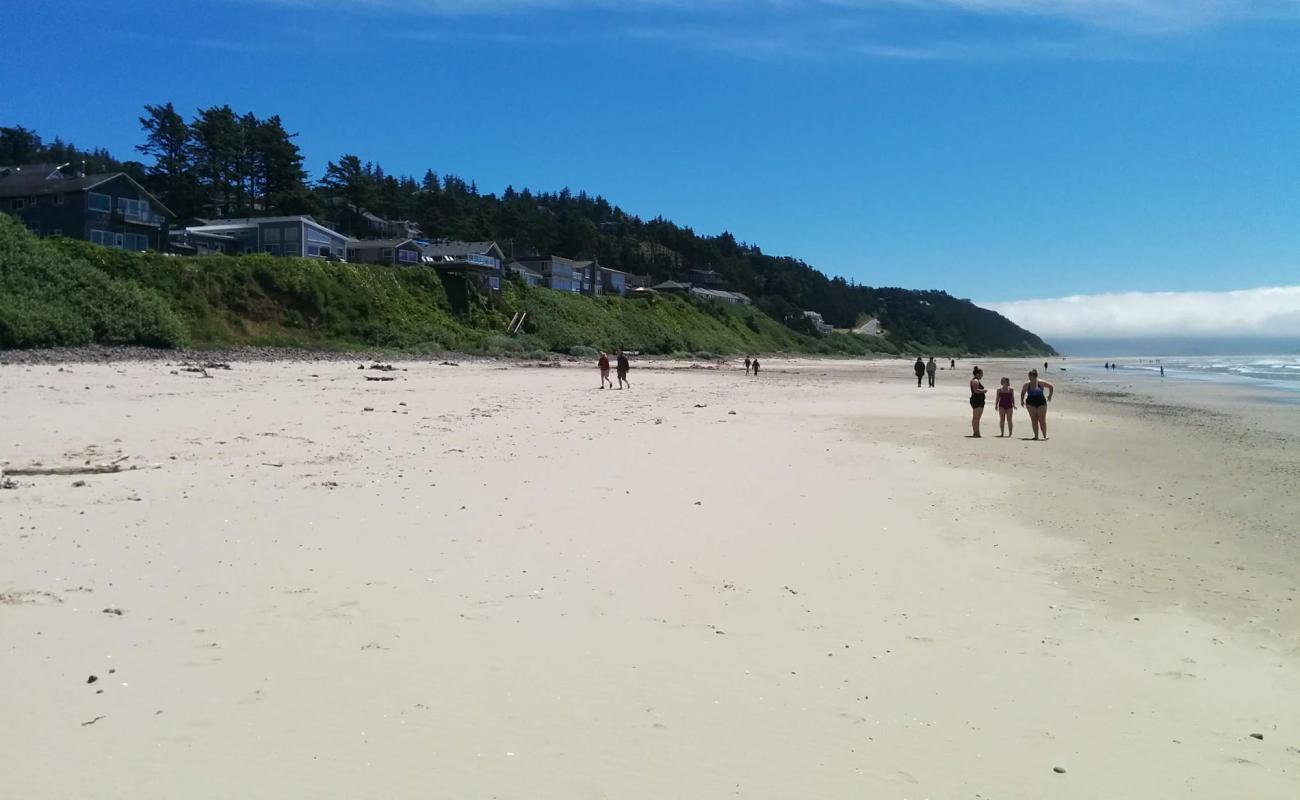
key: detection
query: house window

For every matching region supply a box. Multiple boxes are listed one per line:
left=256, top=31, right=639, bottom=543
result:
left=90, top=229, right=125, bottom=248
left=398, top=249, right=418, bottom=264
left=117, top=197, right=151, bottom=219
left=124, top=233, right=148, bottom=251
left=9, top=198, right=24, bottom=211
left=88, top=192, right=111, bottom=212
left=381, top=248, right=394, bottom=261
left=263, top=226, right=281, bottom=242
left=318, top=246, right=332, bottom=258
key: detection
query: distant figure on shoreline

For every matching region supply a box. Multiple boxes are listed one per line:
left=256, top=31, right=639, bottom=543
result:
left=996, top=377, right=1016, bottom=437
left=598, top=351, right=613, bottom=389
left=744, top=356, right=752, bottom=374
left=969, top=366, right=987, bottom=437
left=1021, top=369, right=1055, bottom=441
left=616, top=349, right=631, bottom=389
left=950, top=358, right=955, bottom=370
left=926, top=357, right=937, bottom=388
left=1160, top=365, right=1165, bottom=377
left=752, top=357, right=761, bottom=376
left=914, top=357, right=926, bottom=387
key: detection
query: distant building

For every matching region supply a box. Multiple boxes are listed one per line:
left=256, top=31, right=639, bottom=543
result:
left=854, top=317, right=883, bottom=336
left=651, top=280, right=691, bottom=294
left=417, top=239, right=507, bottom=291
left=177, top=216, right=350, bottom=260
left=597, top=265, right=629, bottom=297
left=690, top=287, right=751, bottom=305
left=803, top=310, right=834, bottom=334
left=336, top=204, right=422, bottom=239
left=508, top=261, right=545, bottom=287
left=347, top=238, right=423, bottom=265
left=683, top=268, right=725, bottom=288
left=0, top=163, right=173, bottom=251
left=515, top=255, right=590, bottom=294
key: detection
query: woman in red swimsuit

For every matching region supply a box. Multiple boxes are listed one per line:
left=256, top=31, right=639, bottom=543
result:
left=995, top=377, right=1016, bottom=437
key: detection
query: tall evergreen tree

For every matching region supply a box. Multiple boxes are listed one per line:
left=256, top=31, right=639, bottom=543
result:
left=136, top=103, right=195, bottom=217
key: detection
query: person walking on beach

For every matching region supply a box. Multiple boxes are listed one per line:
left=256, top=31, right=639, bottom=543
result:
left=995, top=377, right=1016, bottom=437
left=1160, top=365, right=1165, bottom=377
left=598, top=351, right=613, bottom=389
left=1020, top=369, right=1055, bottom=441
left=914, top=357, right=926, bottom=387
left=616, top=349, right=631, bottom=389
left=950, top=358, right=955, bottom=370
left=752, top=357, right=761, bottom=376
left=744, top=357, right=752, bottom=374
left=926, top=357, right=938, bottom=388
left=969, top=367, right=987, bottom=437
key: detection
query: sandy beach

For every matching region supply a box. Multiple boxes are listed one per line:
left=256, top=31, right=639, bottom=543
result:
left=2, top=355, right=1297, bottom=798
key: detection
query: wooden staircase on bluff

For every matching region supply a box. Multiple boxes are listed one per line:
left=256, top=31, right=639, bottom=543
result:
left=506, top=311, right=529, bottom=335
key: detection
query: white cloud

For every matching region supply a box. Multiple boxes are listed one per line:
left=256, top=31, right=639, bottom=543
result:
left=981, top=285, right=1300, bottom=339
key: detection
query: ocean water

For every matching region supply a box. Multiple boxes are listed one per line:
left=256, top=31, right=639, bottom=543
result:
left=1084, top=355, right=1300, bottom=394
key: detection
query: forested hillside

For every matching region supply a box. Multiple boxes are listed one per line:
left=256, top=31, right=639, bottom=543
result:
left=0, top=113, right=1054, bottom=356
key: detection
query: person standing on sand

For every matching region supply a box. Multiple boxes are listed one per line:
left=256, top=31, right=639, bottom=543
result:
left=616, top=349, right=631, bottom=389
left=950, top=358, right=955, bottom=370
left=745, top=357, right=752, bottom=374
left=598, top=351, right=613, bottom=389
left=969, top=367, right=988, bottom=437
left=995, top=377, right=1016, bottom=437
left=752, top=358, right=761, bottom=376
left=926, top=357, right=937, bottom=388
left=1020, top=369, right=1055, bottom=441
left=914, top=357, right=926, bottom=387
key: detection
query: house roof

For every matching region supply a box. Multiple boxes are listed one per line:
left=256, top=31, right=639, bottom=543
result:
left=652, top=280, right=691, bottom=290
left=0, top=163, right=175, bottom=216
left=186, top=215, right=351, bottom=240
left=348, top=238, right=417, bottom=250
left=416, top=240, right=503, bottom=258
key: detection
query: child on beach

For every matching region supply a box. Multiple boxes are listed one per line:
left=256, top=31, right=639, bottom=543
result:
left=598, top=352, right=613, bottom=389
left=996, top=377, right=1016, bottom=437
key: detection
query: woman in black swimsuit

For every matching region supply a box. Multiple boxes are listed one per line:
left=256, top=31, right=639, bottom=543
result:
left=1020, top=369, right=1055, bottom=440
left=969, top=366, right=987, bottom=438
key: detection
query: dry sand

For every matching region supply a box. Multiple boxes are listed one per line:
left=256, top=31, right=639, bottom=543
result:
left=1, top=355, right=1297, bottom=798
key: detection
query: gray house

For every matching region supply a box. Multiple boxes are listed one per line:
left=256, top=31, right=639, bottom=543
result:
left=0, top=163, right=173, bottom=250
left=416, top=240, right=507, bottom=291
left=347, top=238, right=423, bottom=265
left=178, top=216, right=350, bottom=260
left=508, top=261, right=545, bottom=287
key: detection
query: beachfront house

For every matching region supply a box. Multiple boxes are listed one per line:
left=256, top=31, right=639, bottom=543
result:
left=347, top=238, right=423, bottom=265
left=651, top=280, right=691, bottom=295
left=508, top=261, right=545, bottom=287
left=417, top=239, right=507, bottom=291
left=514, top=255, right=589, bottom=294
left=597, top=265, right=629, bottom=297
left=683, top=268, right=725, bottom=288
left=177, top=216, right=350, bottom=260
left=0, top=162, right=173, bottom=251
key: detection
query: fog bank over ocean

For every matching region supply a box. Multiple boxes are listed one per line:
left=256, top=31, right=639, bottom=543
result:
left=981, top=286, right=1300, bottom=347
left=1049, top=338, right=1300, bottom=357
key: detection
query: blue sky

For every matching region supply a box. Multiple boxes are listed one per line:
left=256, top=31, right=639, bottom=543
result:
left=4, top=0, right=1299, bottom=307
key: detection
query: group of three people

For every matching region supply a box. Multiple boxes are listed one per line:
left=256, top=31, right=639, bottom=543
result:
left=968, top=367, right=1055, bottom=440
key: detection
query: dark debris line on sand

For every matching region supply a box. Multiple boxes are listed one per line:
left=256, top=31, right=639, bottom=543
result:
left=0, top=345, right=526, bottom=367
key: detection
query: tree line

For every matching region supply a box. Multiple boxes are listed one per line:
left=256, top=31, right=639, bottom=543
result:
left=1, top=108, right=1054, bottom=354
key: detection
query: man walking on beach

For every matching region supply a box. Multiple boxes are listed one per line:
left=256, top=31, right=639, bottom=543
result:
left=598, top=351, right=613, bottom=389
left=926, top=357, right=937, bottom=388
left=745, top=357, right=752, bottom=374
left=616, top=349, right=631, bottom=389
left=914, top=357, right=926, bottom=387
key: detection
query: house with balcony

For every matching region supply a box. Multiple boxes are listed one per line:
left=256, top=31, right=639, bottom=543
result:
left=508, top=261, right=545, bottom=287
left=513, top=255, right=589, bottom=294
left=177, top=216, right=350, bottom=260
left=597, top=265, right=629, bottom=297
left=416, top=240, right=507, bottom=291
left=347, top=238, right=423, bottom=266
left=336, top=204, right=422, bottom=240
left=0, top=163, right=173, bottom=250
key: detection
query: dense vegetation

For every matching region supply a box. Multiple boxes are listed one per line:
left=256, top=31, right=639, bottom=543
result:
left=1, top=114, right=1054, bottom=355
left=0, top=216, right=894, bottom=356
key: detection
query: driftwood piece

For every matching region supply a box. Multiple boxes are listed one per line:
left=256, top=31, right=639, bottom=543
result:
left=3, top=456, right=157, bottom=477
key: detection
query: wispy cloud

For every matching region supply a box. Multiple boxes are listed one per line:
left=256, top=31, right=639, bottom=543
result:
left=981, top=285, right=1300, bottom=339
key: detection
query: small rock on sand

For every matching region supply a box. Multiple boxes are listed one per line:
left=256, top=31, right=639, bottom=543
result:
left=1250, top=733, right=1264, bottom=740
left=1053, top=766, right=1067, bottom=774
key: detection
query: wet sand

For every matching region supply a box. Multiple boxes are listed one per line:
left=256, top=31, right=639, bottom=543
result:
left=1, top=356, right=1297, bottom=798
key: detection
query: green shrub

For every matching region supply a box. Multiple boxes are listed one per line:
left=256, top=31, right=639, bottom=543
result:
left=569, top=345, right=599, bottom=359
